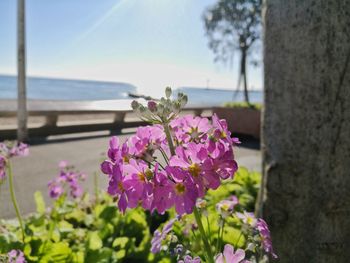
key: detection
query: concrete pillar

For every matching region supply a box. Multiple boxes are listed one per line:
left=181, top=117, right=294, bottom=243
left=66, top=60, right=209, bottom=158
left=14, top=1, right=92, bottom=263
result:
left=261, top=0, right=350, bottom=262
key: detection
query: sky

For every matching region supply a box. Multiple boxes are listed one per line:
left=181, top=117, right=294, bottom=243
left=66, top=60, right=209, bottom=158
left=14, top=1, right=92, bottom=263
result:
left=0, top=0, right=263, bottom=97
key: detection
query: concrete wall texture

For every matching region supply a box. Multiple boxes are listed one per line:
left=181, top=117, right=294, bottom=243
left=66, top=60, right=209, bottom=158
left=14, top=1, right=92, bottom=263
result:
left=262, top=0, right=350, bottom=262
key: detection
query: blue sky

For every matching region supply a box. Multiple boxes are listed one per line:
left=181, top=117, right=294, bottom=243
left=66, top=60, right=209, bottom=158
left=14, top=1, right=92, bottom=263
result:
left=0, top=0, right=262, bottom=96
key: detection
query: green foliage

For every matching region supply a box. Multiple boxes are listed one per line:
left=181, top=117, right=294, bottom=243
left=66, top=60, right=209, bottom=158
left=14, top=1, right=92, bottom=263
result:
left=209, top=167, right=261, bottom=211
left=223, top=102, right=262, bottom=110
left=0, top=167, right=261, bottom=262
left=34, top=191, right=46, bottom=215
left=0, top=191, right=167, bottom=262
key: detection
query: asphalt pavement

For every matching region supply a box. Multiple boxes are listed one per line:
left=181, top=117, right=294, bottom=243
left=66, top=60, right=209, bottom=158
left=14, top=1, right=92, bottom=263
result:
left=0, top=132, right=261, bottom=218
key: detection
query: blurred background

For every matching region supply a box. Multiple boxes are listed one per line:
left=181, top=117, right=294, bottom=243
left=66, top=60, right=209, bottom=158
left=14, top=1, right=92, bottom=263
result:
left=0, top=0, right=263, bottom=218
left=0, top=0, right=262, bottom=104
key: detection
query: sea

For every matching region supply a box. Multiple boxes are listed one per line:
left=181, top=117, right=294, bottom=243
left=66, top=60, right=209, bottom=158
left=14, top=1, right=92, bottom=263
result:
left=0, top=75, right=263, bottom=106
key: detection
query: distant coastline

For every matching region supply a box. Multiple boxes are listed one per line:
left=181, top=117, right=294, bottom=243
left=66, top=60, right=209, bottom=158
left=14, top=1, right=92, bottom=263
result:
left=0, top=75, right=262, bottom=105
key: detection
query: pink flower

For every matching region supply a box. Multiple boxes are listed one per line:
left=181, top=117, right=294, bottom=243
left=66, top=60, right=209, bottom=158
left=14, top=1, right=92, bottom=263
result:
left=8, top=249, right=26, bottom=263
left=100, top=160, right=113, bottom=175
left=107, top=136, right=123, bottom=162
left=151, top=171, right=174, bottom=214
left=151, top=218, right=177, bottom=253
left=47, top=179, right=64, bottom=199
left=48, top=162, right=85, bottom=199
left=0, top=141, right=29, bottom=181
left=8, top=142, right=29, bottom=157
left=166, top=167, right=198, bottom=215
left=147, top=100, right=157, bottom=112
left=101, top=136, right=131, bottom=175
left=212, top=114, right=240, bottom=147
left=101, top=111, right=240, bottom=217
left=107, top=164, right=130, bottom=213
left=215, top=244, right=248, bottom=263
left=122, top=159, right=154, bottom=209
left=0, top=141, right=28, bottom=158
left=70, top=183, right=83, bottom=198
left=170, top=115, right=210, bottom=143
left=129, top=125, right=165, bottom=159
left=0, top=155, right=6, bottom=180
left=216, top=196, right=238, bottom=218
left=236, top=211, right=257, bottom=227
left=170, top=143, right=207, bottom=196
left=256, top=219, right=277, bottom=259
left=58, top=160, right=68, bottom=169
left=203, top=141, right=238, bottom=180
left=178, top=255, right=201, bottom=263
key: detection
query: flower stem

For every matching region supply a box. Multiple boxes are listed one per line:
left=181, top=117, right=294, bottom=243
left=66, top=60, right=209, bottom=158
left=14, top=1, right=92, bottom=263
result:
left=94, top=172, right=99, bottom=204
left=206, top=216, right=211, bottom=244
left=163, top=123, right=175, bottom=156
left=216, top=218, right=222, bottom=253
left=234, top=232, right=243, bottom=247
left=159, top=147, right=169, bottom=165
left=219, top=220, right=225, bottom=251
left=193, top=207, right=214, bottom=263
left=7, top=161, right=25, bottom=243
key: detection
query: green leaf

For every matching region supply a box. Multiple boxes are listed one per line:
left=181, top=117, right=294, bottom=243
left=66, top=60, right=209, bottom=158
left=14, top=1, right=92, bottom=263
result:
left=99, top=205, right=118, bottom=222
left=71, top=251, right=85, bottom=263
left=88, top=231, right=103, bottom=250
left=58, top=220, right=73, bottom=233
left=24, top=243, right=39, bottom=262
left=222, top=226, right=245, bottom=248
left=115, top=249, right=126, bottom=260
left=34, top=191, right=46, bottom=214
left=0, top=235, right=9, bottom=253
left=65, top=209, right=86, bottom=224
left=99, top=223, right=114, bottom=240
left=112, top=237, right=129, bottom=248
left=39, top=242, right=72, bottom=262
left=85, top=247, right=115, bottom=263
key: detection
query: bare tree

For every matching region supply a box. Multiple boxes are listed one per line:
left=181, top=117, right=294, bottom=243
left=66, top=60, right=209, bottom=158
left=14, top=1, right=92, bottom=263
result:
left=17, top=0, right=28, bottom=142
left=203, top=0, right=262, bottom=105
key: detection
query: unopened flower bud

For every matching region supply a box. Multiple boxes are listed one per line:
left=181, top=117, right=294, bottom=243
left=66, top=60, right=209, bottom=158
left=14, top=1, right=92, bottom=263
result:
left=165, top=87, right=172, bottom=98
left=247, top=243, right=255, bottom=251
left=177, top=92, right=184, bottom=99
left=157, top=103, right=165, bottom=116
left=171, top=235, right=178, bottom=243
left=145, top=169, right=153, bottom=180
left=174, top=244, right=184, bottom=255
left=139, top=105, right=146, bottom=113
left=196, top=199, right=207, bottom=209
left=131, top=100, right=139, bottom=110
left=172, top=101, right=181, bottom=114
left=180, top=95, right=188, bottom=107
left=147, top=100, right=157, bottom=112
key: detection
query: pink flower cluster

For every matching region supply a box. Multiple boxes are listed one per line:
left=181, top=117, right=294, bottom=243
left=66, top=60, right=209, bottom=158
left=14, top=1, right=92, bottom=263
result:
left=0, top=155, right=6, bottom=180
left=0, top=141, right=28, bottom=180
left=48, top=161, right=86, bottom=199
left=151, top=218, right=177, bottom=253
left=7, top=249, right=26, bottom=263
left=256, top=219, right=277, bottom=259
left=101, top=114, right=239, bottom=215
left=236, top=212, right=277, bottom=259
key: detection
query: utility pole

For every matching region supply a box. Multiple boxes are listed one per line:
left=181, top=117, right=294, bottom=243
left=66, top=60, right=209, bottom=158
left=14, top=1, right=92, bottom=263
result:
left=17, top=0, right=28, bottom=142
